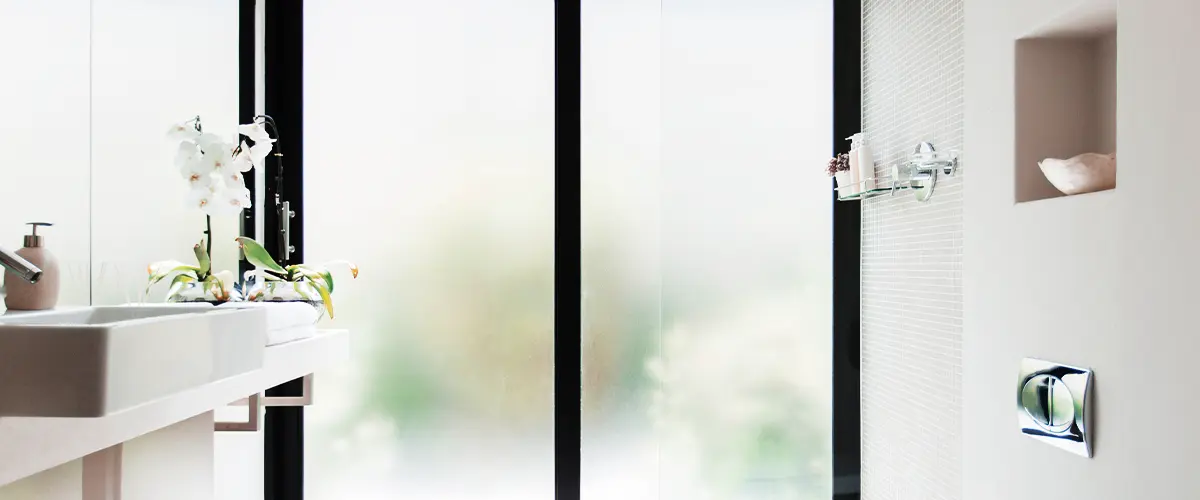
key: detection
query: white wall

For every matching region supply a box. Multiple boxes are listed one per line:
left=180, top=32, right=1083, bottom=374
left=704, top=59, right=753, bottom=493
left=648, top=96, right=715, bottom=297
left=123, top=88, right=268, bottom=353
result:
left=0, top=0, right=92, bottom=308
left=963, top=0, right=1200, bottom=498
left=90, top=0, right=240, bottom=304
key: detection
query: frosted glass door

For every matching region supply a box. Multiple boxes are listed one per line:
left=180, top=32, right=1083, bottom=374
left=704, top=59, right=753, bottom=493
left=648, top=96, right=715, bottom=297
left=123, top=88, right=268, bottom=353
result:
left=583, top=1, right=834, bottom=498
left=302, top=2, right=554, bottom=499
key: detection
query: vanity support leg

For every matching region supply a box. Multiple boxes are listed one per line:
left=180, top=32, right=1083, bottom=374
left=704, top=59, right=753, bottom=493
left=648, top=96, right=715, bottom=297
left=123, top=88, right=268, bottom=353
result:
left=82, top=445, right=122, bottom=500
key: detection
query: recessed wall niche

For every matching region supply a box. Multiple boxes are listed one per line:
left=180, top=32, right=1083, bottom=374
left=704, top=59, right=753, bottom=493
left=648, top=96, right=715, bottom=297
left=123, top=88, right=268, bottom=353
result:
left=1014, top=6, right=1117, bottom=203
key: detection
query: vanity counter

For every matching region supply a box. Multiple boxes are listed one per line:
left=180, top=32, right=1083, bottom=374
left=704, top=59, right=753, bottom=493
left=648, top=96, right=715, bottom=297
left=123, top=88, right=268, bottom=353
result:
left=0, top=329, right=348, bottom=488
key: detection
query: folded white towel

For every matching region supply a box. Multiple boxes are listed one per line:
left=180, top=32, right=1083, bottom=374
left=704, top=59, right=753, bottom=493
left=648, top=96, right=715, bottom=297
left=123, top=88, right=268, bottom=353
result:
left=215, top=302, right=320, bottom=331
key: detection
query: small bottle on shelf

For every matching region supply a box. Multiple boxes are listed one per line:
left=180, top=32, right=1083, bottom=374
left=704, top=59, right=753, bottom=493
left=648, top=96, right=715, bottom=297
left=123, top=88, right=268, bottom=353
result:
left=848, top=133, right=875, bottom=191
left=846, top=152, right=861, bottom=194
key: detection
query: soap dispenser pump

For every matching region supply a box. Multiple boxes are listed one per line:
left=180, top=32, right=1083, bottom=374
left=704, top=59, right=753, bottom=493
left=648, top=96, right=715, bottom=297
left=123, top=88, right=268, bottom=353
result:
left=5, top=222, right=59, bottom=310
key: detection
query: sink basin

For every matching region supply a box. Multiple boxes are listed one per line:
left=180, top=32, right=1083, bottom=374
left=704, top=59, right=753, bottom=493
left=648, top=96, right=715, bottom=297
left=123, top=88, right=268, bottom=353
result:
left=0, top=305, right=266, bottom=417
left=0, top=304, right=212, bottom=324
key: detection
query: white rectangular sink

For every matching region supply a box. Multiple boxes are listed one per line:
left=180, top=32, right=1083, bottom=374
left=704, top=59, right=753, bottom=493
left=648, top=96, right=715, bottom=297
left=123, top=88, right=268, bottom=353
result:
left=0, top=305, right=266, bottom=417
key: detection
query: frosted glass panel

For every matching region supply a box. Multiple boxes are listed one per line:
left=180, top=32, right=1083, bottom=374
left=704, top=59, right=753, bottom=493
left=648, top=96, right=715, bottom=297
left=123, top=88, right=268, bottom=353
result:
left=0, top=0, right=91, bottom=308
left=303, top=2, right=554, bottom=499
left=90, top=0, right=240, bottom=304
left=661, top=1, right=833, bottom=495
left=583, top=0, right=833, bottom=498
left=580, top=0, right=661, bottom=498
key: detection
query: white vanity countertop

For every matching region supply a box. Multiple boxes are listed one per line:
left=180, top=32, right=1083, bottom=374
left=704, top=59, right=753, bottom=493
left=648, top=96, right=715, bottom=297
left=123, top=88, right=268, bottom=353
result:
left=0, top=329, right=348, bottom=486
left=0, top=303, right=213, bottom=315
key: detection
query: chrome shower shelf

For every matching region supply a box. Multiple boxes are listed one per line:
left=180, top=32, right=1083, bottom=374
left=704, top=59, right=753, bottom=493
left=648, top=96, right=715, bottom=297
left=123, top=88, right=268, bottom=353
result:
left=835, top=179, right=915, bottom=201
left=834, top=142, right=959, bottom=202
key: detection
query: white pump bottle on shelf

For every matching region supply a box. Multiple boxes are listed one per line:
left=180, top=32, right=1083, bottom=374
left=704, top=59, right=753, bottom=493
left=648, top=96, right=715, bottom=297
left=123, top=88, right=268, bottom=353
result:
left=847, top=133, right=875, bottom=191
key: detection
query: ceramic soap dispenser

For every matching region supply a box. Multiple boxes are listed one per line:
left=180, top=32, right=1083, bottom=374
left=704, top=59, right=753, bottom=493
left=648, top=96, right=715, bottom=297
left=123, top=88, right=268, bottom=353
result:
left=5, top=222, right=59, bottom=310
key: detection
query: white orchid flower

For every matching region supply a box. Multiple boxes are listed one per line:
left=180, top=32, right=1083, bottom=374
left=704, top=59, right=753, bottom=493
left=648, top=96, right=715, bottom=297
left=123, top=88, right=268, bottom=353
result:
left=179, top=153, right=216, bottom=190
left=222, top=169, right=247, bottom=188
left=202, top=143, right=237, bottom=173
left=238, top=122, right=272, bottom=143
left=167, top=119, right=200, bottom=141
left=186, top=185, right=218, bottom=214
left=240, top=140, right=274, bottom=171
left=174, top=141, right=200, bottom=170
left=184, top=168, right=217, bottom=191
left=171, top=118, right=257, bottom=218
left=196, top=132, right=228, bottom=153
left=232, top=143, right=254, bottom=172
left=229, top=185, right=252, bottom=208
left=209, top=185, right=252, bottom=215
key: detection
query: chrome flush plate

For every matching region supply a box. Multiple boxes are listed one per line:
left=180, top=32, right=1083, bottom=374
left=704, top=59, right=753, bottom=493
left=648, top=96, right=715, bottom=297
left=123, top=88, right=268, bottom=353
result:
left=1017, top=358, right=1093, bottom=458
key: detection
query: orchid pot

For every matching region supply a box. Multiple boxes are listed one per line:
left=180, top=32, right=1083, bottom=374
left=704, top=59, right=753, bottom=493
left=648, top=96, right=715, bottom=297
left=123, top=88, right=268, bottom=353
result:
left=167, top=276, right=242, bottom=304
left=237, top=237, right=358, bottom=319
left=241, top=280, right=326, bottom=316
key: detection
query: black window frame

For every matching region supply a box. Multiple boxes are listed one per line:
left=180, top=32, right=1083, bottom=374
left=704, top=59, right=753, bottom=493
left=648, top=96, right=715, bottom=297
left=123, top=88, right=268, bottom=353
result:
left=556, top=1, right=583, bottom=498
left=833, top=1, right=863, bottom=498
left=240, top=1, right=307, bottom=499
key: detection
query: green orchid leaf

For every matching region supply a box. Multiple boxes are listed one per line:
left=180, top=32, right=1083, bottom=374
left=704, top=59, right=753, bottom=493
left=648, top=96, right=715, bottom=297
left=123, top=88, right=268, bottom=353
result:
left=146, top=260, right=201, bottom=289
left=293, top=281, right=314, bottom=301
left=279, top=261, right=353, bottom=320
left=193, top=239, right=210, bottom=278
left=317, top=269, right=334, bottom=293
left=235, top=237, right=284, bottom=273
left=165, top=274, right=196, bottom=299
left=289, top=265, right=335, bottom=293
left=312, top=281, right=334, bottom=319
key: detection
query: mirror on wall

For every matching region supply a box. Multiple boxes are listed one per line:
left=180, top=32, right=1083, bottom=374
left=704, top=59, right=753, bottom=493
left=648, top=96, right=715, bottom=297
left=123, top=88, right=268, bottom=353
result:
left=89, top=0, right=241, bottom=305
left=0, top=1, right=93, bottom=309
left=0, top=0, right=242, bottom=310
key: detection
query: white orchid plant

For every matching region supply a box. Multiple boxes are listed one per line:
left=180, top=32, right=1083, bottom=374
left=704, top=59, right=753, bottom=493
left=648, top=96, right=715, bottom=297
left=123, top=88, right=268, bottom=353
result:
left=236, top=236, right=359, bottom=319
left=146, top=115, right=277, bottom=302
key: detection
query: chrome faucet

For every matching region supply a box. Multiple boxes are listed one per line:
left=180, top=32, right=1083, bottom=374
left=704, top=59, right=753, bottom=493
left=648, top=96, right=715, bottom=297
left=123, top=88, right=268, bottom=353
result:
left=0, top=246, right=41, bottom=283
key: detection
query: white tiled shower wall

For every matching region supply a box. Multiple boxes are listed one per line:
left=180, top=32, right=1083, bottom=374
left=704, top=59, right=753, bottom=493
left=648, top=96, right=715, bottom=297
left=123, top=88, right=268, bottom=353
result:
left=860, top=0, right=964, bottom=499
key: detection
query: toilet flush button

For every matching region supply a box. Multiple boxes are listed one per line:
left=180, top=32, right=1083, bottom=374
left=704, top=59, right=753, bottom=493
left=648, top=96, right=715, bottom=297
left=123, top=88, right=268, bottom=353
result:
left=1020, top=374, right=1075, bottom=432
left=1017, top=358, right=1093, bottom=458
